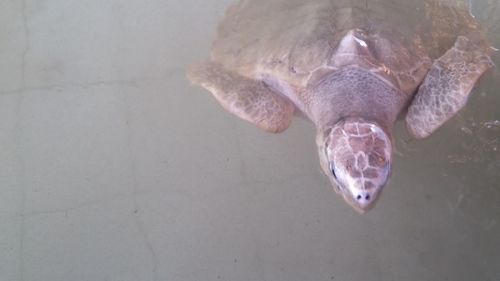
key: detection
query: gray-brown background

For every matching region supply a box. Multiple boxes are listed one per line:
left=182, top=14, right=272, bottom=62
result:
left=0, top=0, right=499, bottom=280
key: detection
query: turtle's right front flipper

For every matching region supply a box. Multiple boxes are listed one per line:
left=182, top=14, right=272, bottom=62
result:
left=187, top=62, right=295, bottom=133
left=405, top=36, right=494, bottom=139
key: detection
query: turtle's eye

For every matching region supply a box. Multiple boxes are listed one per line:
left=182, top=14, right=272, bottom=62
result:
left=330, top=164, right=337, bottom=179
left=328, top=161, right=338, bottom=179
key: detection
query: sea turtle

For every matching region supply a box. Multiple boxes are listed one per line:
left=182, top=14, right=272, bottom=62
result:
left=187, top=0, right=494, bottom=213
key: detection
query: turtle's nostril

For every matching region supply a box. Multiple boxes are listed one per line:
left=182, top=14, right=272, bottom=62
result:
left=355, top=193, right=372, bottom=202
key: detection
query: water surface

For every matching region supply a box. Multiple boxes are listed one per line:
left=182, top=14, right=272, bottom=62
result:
left=0, top=0, right=498, bottom=280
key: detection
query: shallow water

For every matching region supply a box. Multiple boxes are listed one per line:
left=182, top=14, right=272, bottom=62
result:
left=0, top=0, right=498, bottom=280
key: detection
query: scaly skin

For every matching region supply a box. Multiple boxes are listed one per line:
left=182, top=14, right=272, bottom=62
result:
left=316, top=119, right=392, bottom=213
left=188, top=0, right=493, bottom=213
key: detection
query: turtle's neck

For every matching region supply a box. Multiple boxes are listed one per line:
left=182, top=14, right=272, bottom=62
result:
left=307, top=67, right=408, bottom=132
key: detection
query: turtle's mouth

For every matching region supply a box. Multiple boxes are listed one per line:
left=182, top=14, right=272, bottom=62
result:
left=329, top=160, right=382, bottom=212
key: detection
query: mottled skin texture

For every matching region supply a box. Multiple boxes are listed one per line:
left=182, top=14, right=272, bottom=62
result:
left=188, top=62, right=295, bottom=133
left=406, top=36, right=494, bottom=138
left=187, top=0, right=493, bottom=212
left=316, top=119, right=392, bottom=212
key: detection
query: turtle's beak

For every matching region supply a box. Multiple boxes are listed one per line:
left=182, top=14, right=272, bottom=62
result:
left=343, top=188, right=382, bottom=214
left=331, top=161, right=388, bottom=213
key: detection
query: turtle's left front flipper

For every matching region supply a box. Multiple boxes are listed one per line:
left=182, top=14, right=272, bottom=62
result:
left=406, top=36, right=494, bottom=139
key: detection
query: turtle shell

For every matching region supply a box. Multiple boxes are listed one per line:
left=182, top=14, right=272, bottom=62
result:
left=211, top=0, right=484, bottom=94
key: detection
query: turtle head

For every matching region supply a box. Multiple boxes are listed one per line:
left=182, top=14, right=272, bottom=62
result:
left=316, top=118, right=392, bottom=213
